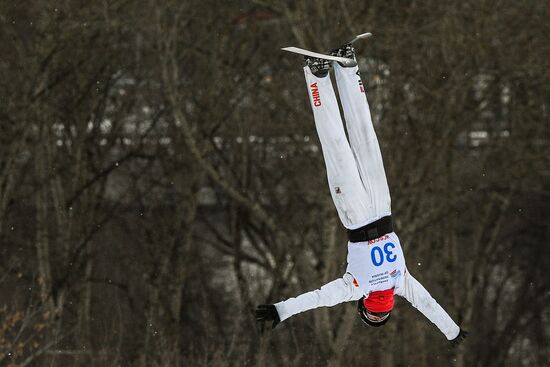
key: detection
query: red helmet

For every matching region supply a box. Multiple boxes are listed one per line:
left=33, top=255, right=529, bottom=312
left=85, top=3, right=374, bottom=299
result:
left=357, top=289, right=395, bottom=327
left=364, top=288, right=395, bottom=312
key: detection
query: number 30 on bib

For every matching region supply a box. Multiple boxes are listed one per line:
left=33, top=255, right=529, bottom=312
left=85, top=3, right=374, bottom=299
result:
left=370, top=242, right=397, bottom=266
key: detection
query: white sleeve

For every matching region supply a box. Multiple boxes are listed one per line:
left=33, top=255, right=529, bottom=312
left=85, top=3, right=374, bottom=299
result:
left=274, top=273, right=363, bottom=322
left=395, top=271, right=460, bottom=340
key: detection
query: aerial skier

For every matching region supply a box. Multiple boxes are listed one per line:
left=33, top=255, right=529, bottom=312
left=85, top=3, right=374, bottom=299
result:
left=256, top=43, right=468, bottom=345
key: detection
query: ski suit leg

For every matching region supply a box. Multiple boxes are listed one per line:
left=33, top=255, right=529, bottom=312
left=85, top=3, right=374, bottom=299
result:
left=304, top=66, right=372, bottom=229
left=333, top=63, right=392, bottom=222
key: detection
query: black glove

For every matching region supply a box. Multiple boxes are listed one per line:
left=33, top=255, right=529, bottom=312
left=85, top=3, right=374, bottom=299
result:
left=255, top=304, right=280, bottom=330
left=450, top=329, right=469, bottom=347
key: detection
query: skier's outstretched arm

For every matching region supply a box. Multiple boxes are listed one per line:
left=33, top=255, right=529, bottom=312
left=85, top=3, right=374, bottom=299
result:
left=257, top=273, right=363, bottom=327
left=275, top=273, right=364, bottom=322
left=396, top=271, right=461, bottom=340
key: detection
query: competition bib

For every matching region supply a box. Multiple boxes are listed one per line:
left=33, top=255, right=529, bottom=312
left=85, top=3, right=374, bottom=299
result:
left=346, top=232, right=406, bottom=294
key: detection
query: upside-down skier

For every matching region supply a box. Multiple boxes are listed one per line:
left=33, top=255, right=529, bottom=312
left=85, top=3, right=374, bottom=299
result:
left=256, top=43, right=468, bottom=345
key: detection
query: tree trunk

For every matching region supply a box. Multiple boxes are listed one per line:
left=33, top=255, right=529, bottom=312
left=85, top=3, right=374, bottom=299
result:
left=35, top=134, right=54, bottom=311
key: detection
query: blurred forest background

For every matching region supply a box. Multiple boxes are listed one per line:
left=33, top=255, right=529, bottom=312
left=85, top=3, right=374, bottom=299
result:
left=1, top=0, right=549, bottom=366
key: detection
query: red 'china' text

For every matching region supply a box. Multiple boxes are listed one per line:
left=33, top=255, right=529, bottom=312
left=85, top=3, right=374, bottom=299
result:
left=310, top=83, right=321, bottom=106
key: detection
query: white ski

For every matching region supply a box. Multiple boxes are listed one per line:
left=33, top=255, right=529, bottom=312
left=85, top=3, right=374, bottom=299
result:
left=281, top=32, right=372, bottom=67
left=348, top=32, right=372, bottom=44
left=281, top=47, right=357, bottom=67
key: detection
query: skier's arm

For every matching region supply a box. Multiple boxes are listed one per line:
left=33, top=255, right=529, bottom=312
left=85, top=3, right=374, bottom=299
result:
left=274, top=273, right=363, bottom=322
left=396, top=271, right=461, bottom=340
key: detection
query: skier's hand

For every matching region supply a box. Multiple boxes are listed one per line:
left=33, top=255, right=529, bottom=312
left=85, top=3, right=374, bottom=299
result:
left=255, top=304, right=280, bottom=330
left=450, top=329, right=469, bottom=347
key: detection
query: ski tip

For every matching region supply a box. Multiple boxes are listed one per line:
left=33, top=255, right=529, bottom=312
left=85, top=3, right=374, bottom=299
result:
left=357, top=32, right=373, bottom=39
left=350, top=32, right=373, bottom=44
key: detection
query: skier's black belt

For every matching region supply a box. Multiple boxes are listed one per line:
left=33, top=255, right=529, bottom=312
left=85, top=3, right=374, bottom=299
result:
left=347, top=216, right=393, bottom=243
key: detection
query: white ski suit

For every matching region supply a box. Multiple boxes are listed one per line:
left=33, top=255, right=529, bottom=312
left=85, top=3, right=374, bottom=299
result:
left=274, top=63, right=460, bottom=340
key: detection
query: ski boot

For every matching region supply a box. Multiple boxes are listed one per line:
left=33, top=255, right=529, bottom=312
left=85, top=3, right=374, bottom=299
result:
left=330, top=43, right=356, bottom=66
left=304, top=56, right=331, bottom=77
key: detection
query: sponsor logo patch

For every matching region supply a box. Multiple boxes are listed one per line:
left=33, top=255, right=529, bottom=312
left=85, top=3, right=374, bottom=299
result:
left=390, top=269, right=401, bottom=278
left=368, top=234, right=389, bottom=245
